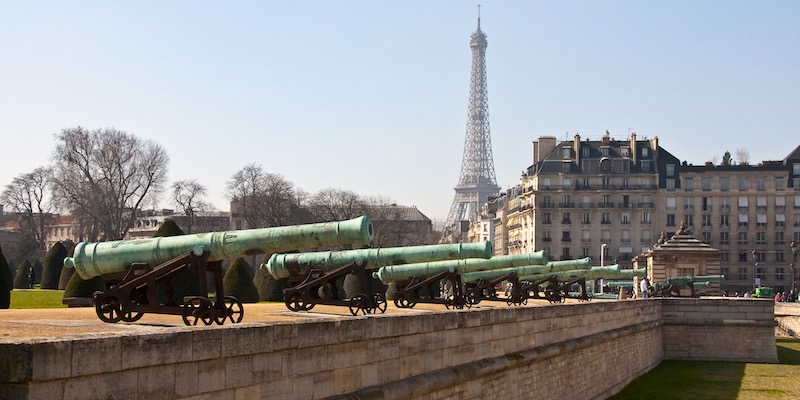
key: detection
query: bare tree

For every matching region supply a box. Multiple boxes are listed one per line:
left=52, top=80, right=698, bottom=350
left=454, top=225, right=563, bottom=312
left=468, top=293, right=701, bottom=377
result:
left=226, top=164, right=301, bottom=228
left=307, top=188, right=365, bottom=222
left=0, top=167, right=55, bottom=254
left=172, top=180, right=209, bottom=233
left=735, top=147, right=750, bottom=166
left=50, top=127, right=169, bottom=241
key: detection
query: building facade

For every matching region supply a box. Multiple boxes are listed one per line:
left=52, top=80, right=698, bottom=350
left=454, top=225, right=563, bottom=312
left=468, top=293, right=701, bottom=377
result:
left=470, top=132, right=800, bottom=294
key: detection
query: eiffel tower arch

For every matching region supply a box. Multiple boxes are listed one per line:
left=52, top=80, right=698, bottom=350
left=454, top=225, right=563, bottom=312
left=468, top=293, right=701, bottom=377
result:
left=442, top=10, right=500, bottom=243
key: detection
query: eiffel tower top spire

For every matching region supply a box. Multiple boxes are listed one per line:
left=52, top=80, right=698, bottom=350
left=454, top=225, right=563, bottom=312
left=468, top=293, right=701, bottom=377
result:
left=441, top=10, right=500, bottom=242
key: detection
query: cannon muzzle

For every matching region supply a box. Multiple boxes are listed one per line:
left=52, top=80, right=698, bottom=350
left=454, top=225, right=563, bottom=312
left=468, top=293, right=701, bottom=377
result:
left=64, top=216, right=374, bottom=280
left=264, top=241, right=493, bottom=279
left=664, top=274, right=725, bottom=285
left=372, top=251, right=548, bottom=284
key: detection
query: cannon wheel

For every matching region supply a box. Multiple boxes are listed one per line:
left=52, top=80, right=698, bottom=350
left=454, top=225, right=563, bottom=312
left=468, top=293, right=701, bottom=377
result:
left=372, top=293, right=387, bottom=314
left=349, top=294, right=369, bottom=316
left=94, top=293, right=124, bottom=323
left=445, top=295, right=469, bottom=310
left=120, top=310, right=144, bottom=322
left=215, top=296, right=244, bottom=325
left=285, top=292, right=315, bottom=312
left=182, top=297, right=214, bottom=326
left=393, top=296, right=416, bottom=309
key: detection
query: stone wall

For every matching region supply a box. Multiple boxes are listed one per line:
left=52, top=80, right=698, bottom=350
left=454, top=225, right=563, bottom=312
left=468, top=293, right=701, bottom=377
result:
left=0, top=298, right=776, bottom=400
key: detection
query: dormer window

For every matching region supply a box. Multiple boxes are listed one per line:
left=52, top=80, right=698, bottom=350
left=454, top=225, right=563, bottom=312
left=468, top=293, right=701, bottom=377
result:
left=642, top=147, right=649, bottom=157
left=562, top=147, right=571, bottom=158
left=582, top=147, right=590, bottom=157
left=601, top=146, right=610, bottom=157
left=620, top=146, right=630, bottom=157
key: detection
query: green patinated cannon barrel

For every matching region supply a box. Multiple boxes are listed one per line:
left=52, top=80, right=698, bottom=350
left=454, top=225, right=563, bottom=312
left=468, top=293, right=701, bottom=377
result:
left=607, top=281, right=634, bottom=288
left=64, top=216, right=374, bottom=280
left=264, top=241, right=493, bottom=279
left=664, top=274, right=724, bottom=285
left=460, top=257, right=593, bottom=284
left=520, top=265, right=622, bottom=281
left=618, top=269, right=647, bottom=278
left=372, top=251, right=548, bottom=284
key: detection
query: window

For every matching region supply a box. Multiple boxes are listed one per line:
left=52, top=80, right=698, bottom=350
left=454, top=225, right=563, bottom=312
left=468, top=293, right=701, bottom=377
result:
left=562, top=162, right=572, bottom=173
left=561, top=231, right=571, bottom=242
left=776, top=231, right=785, bottom=245
left=757, top=214, right=767, bottom=227
left=602, top=229, right=611, bottom=242
left=777, top=214, right=785, bottom=227
left=755, top=251, right=766, bottom=263
left=684, top=198, right=695, bottom=211
left=582, top=147, right=590, bottom=157
left=666, top=179, right=676, bottom=190
left=775, top=177, right=785, bottom=190
left=738, top=177, right=747, bottom=191
left=756, top=232, right=766, bottom=244
left=642, top=147, right=649, bottom=157
left=720, top=197, right=730, bottom=212
left=702, top=232, right=711, bottom=243
left=601, top=212, right=611, bottom=224
left=561, top=212, right=571, bottom=224
left=641, top=212, right=651, bottom=224
left=738, top=196, right=749, bottom=210
left=794, top=163, right=800, bottom=175
left=756, top=267, right=766, bottom=279
left=796, top=196, right=800, bottom=208
left=561, top=247, right=571, bottom=259
left=721, top=253, right=730, bottom=263
left=756, top=177, right=766, bottom=191
left=702, top=177, right=711, bottom=191
left=601, top=195, right=611, bottom=207
left=737, top=231, right=747, bottom=245
left=720, top=177, right=730, bottom=191
left=581, top=229, right=591, bottom=242
left=543, top=231, right=551, bottom=242
left=756, top=196, right=767, bottom=211
left=601, top=147, right=609, bottom=157
left=720, top=232, right=730, bottom=244
left=738, top=214, right=748, bottom=227
left=776, top=268, right=785, bottom=281
left=543, top=213, right=552, bottom=224
left=542, top=178, right=551, bottom=189
left=667, top=214, right=676, bottom=227
left=642, top=230, right=652, bottom=243
left=738, top=267, right=748, bottom=279
left=582, top=212, right=590, bottom=224
left=666, top=164, right=675, bottom=177
left=739, top=253, right=748, bottom=263
left=776, top=252, right=785, bottom=263
left=602, top=178, right=610, bottom=188
left=621, top=146, right=630, bottom=157
left=684, top=178, right=694, bottom=191
left=702, top=214, right=712, bottom=227
left=666, top=197, right=676, bottom=210
left=641, top=160, right=652, bottom=172
left=562, top=178, right=572, bottom=189
left=684, top=214, right=694, bottom=227
left=562, top=147, right=571, bottom=158
left=621, top=212, right=630, bottom=224
left=621, top=229, right=631, bottom=243
left=776, top=196, right=786, bottom=210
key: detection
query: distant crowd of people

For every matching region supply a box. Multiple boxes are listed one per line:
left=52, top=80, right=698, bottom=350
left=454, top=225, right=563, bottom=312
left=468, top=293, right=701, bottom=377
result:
left=721, top=288, right=798, bottom=302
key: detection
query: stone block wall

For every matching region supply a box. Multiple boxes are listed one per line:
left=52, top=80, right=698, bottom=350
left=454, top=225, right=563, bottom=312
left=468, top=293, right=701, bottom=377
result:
left=0, top=298, right=776, bottom=400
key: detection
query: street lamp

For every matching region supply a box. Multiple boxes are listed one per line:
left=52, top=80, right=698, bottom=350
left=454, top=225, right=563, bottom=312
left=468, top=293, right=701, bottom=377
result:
left=791, top=240, right=798, bottom=300
left=752, top=249, right=758, bottom=295
left=600, top=243, right=607, bottom=294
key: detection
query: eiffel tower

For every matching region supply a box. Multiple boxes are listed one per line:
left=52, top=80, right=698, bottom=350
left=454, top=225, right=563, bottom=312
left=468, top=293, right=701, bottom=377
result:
left=442, top=9, right=500, bottom=242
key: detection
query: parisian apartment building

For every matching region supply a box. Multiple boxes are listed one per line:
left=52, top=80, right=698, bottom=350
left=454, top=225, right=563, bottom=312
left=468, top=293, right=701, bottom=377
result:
left=469, top=132, right=800, bottom=295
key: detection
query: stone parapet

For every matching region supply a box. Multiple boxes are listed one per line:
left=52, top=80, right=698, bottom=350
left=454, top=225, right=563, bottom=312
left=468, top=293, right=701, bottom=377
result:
left=0, top=298, right=776, bottom=399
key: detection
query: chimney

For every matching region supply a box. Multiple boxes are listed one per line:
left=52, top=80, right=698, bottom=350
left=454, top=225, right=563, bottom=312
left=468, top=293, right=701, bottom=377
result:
left=574, top=133, right=581, bottom=165
left=533, top=136, right=557, bottom=163
left=651, top=136, right=659, bottom=157
left=630, top=131, right=637, bottom=164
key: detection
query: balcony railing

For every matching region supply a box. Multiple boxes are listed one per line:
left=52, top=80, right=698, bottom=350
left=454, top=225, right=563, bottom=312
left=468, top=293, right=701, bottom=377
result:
left=617, top=203, right=633, bottom=208
left=638, top=202, right=654, bottom=208
left=598, top=203, right=615, bottom=208
left=559, top=202, right=576, bottom=208
left=578, top=202, right=594, bottom=208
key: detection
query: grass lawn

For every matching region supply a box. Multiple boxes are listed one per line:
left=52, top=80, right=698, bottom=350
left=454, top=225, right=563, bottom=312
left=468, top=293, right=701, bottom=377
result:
left=9, top=288, right=68, bottom=309
left=612, top=338, right=800, bottom=400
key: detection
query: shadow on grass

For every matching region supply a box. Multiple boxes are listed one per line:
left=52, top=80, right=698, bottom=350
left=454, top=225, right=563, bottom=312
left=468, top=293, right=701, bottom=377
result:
left=611, top=360, right=745, bottom=400
left=776, top=338, right=800, bottom=365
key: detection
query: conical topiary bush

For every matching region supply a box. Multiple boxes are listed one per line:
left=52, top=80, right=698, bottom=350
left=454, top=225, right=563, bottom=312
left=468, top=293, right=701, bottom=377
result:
left=62, top=272, right=105, bottom=300
left=13, top=259, right=32, bottom=289
left=41, top=242, right=68, bottom=289
left=223, top=257, right=260, bottom=303
left=0, top=246, right=12, bottom=309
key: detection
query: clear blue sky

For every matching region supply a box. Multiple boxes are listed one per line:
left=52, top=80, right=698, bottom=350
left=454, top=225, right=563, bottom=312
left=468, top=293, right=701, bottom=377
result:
left=1, top=1, right=798, bottom=224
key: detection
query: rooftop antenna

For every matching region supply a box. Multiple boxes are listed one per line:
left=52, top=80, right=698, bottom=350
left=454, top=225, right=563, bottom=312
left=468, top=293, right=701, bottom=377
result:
left=477, top=4, right=481, bottom=29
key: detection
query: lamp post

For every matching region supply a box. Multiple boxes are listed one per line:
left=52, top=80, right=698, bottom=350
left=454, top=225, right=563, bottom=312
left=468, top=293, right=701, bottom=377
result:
left=752, top=249, right=758, bottom=295
left=600, top=243, right=607, bottom=294
left=791, top=240, right=798, bottom=301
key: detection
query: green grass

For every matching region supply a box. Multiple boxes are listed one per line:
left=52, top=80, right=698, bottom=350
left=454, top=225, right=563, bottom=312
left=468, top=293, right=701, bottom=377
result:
left=612, top=338, right=800, bottom=400
left=9, top=289, right=68, bottom=309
